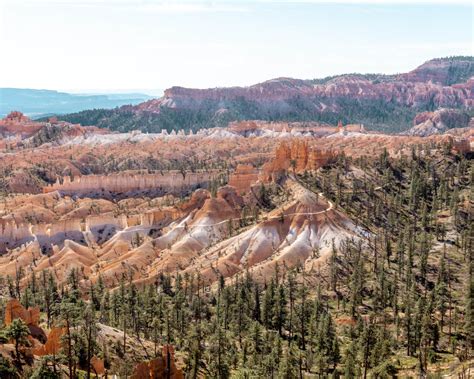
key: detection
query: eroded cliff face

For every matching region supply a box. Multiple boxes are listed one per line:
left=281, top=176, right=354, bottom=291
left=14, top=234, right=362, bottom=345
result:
left=0, top=219, right=33, bottom=250
left=0, top=111, right=44, bottom=137
left=4, top=299, right=40, bottom=327
left=228, top=141, right=337, bottom=192
left=142, top=76, right=472, bottom=112
left=43, top=171, right=219, bottom=197
left=0, top=190, right=197, bottom=254
left=0, top=111, right=104, bottom=144
left=405, top=108, right=471, bottom=136
left=228, top=164, right=260, bottom=194
left=131, top=345, right=184, bottom=379
left=261, top=140, right=336, bottom=181
left=134, top=58, right=473, bottom=115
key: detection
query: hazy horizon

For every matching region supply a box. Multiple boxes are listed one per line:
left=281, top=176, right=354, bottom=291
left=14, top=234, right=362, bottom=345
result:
left=1, top=87, right=164, bottom=97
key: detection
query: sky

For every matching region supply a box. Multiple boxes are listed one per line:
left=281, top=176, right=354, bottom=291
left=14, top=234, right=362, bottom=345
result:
left=0, top=0, right=472, bottom=94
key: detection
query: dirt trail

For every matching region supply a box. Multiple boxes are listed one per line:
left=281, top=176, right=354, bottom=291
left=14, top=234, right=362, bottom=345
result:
left=170, top=179, right=333, bottom=230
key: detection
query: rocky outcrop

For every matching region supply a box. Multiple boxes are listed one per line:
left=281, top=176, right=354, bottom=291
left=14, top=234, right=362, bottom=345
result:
left=406, top=109, right=471, bottom=136
left=3, top=111, right=30, bottom=123
left=4, top=299, right=40, bottom=327
left=0, top=220, right=34, bottom=251
left=43, top=171, right=219, bottom=196
left=0, top=111, right=44, bottom=137
left=0, top=111, right=107, bottom=147
left=33, top=327, right=65, bottom=356
left=141, top=208, right=182, bottom=227
left=452, top=138, right=472, bottom=154
left=32, top=326, right=105, bottom=374
left=131, top=345, right=184, bottom=379
left=4, top=299, right=46, bottom=343
left=262, top=140, right=336, bottom=181
left=0, top=212, right=153, bottom=253
left=91, top=356, right=105, bottom=375
left=228, top=164, right=260, bottom=194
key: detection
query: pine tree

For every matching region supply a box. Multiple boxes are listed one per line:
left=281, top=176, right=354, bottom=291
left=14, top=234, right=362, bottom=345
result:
left=82, top=305, right=98, bottom=379
left=263, top=279, right=276, bottom=330
left=344, top=341, right=358, bottom=378
left=4, top=318, right=30, bottom=365
left=278, top=341, right=299, bottom=379
left=58, top=300, right=81, bottom=379
left=274, top=284, right=287, bottom=337
left=252, top=283, right=261, bottom=323
left=30, top=355, right=61, bottom=379
left=465, top=263, right=474, bottom=350
left=329, top=240, right=338, bottom=292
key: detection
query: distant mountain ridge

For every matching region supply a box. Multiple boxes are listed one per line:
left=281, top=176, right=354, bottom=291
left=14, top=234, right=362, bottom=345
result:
left=0, top=88, right=154, bottom=119
left=58, top=56, right=473, bottom=133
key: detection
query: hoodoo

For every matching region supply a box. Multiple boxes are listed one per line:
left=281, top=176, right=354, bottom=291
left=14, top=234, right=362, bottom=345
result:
left=43, top=171, right=220, bottom=196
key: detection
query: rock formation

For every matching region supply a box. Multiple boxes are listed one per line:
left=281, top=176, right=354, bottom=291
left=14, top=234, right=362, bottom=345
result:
left=452, top=137, right=472, bottom=154
left=33, top=327, right=65, bottom=356
left=4, top=299, right=40, bottom=327
left=43, top=171, right=219, bottom=196
left=127, top=57, right=473, bottom=122
left=131, top=345, right=184, bottom=379
left=0, top=111, right=44, bottom=137
left=228, top=164, right=260, bottom=194
left=32, top=326, right=105, bottom=374
left=406, top=109, right=471, bottom=136
left=262, top=140, right=336, bottom=181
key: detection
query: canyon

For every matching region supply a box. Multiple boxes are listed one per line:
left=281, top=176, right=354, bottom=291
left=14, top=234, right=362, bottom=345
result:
left=0, top=56, right=473, bottom=378
left=1, top=0, right=474, bottom=368
left=0, top=123, right=471, bottom=286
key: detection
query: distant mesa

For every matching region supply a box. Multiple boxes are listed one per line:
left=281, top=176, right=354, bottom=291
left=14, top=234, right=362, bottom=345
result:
left=0, top=87, right=155, bottom=119
left=51, top=57, right=474, bottom=134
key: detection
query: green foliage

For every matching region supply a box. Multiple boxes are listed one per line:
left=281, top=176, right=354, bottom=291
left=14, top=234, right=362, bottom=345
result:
left=58, top=96, right=423, bottom=134
left=30, top=356, right=61, bottom=379
left=0, top=147, right=471, bottom=378
left=0, top=356, right=18, bottom=379
left=4, top=318, right=30, bottom=363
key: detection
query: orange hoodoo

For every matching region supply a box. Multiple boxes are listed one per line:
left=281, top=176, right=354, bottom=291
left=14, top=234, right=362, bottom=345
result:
left=131, top=345, right=184, bottom=379
left=228, top=164, right=260, bottom=194
left=4, top=299, right=40, bottom=327
left=261, top=140, right=336, bottom=181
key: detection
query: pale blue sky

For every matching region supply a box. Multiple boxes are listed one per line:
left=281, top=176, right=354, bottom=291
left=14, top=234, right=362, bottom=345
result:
left=0, top=0, right=472, bottom=93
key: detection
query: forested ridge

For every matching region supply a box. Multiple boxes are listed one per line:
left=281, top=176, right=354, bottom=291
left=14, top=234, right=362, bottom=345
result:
left=56, top=98, right=423, bottom=134
left=0, top=144, right=472, bottom=377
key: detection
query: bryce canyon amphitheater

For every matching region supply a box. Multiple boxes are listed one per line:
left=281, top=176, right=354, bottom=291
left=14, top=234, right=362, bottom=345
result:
left=0, top=55, right=473, bottom=378
left=0, top=108, right=471, bottom=289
